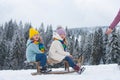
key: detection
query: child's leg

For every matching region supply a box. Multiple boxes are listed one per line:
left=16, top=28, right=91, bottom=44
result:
left=64, top=56, right=80, bottom=71
left=36, top=54, right=47, bottom=67
left=64, top=56, right=76, bottom=68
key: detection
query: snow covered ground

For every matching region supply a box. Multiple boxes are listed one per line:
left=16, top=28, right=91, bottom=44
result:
left=0, top=64, right=120, bottom=80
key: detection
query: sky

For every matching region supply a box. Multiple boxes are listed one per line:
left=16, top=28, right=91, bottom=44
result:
left=0, top=0, right=120, bottom=29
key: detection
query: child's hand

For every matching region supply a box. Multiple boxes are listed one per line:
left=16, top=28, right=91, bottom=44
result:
left=69, top=55, right=73, bottom=58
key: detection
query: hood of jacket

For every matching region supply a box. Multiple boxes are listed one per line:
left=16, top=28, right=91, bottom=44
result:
left=53, top=32, right=63, bottom=40
left=26, top=39, right=33, bottom=47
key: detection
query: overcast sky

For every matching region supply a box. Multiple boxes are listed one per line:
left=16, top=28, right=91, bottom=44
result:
left=0, top=0, right=120, bottom=29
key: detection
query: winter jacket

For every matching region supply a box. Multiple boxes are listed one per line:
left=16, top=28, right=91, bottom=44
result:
left=26, top=39, right=42, bottom=62
left=109, top=9, right=120, bottom=29
left=48, top=32, right=70, bottom=63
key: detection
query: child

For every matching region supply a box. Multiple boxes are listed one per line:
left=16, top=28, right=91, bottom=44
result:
left=48, top=27, right=84, bottom=73
left=26, top=27, right=47, bottom=72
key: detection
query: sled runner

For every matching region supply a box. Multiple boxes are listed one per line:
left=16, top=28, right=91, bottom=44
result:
left=29, top=55, right=85, bottom=75
left=31, top=69, right=76, bottom=75
left=31, top=61, right=75, bottom=75
left=31, top=67, right=85, bottom=75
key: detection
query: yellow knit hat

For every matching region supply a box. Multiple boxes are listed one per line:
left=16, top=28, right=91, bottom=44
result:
left=29, top=28, right=39, bottom=39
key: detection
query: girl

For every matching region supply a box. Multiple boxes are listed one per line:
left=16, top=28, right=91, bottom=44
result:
left=26, top=28, right=47, bottom=72
left=48, top=27, right=84, bottom=73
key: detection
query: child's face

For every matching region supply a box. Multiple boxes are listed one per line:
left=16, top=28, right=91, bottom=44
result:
left=60, top=34, right=66, bottom=39
left=32, top=34, right=39, bottom=41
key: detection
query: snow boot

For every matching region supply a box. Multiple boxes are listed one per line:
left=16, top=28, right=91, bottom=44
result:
left=73, top=65, right=85, bottom=74
left=40, top=66, right=52, bottom=73
left=73, top=65, right=80, bottom=71
left=77, top=67, right=85, bottom=74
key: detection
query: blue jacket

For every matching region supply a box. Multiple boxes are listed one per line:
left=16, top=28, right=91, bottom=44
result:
left=26, top=39, right=42, bottom=62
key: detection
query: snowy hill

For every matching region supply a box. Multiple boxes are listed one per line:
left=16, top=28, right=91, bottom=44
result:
left=0, top=64, right=120, bottom=80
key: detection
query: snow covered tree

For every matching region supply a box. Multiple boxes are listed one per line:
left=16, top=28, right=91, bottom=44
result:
left=83, top=33, right=93, bottom=64
left=39, top=23, right=45, bottom=43
left=3, top=20, right=17, bottom=41
left=106, top=29, right=120, bottom=64
left=73, top=38, right=80, bottom=59
left=23, top=23, right=31, bottom=43
left=91, top=28, right=103, bottom=65
left=2, top=20, right=26, bottom=69
left=102, top=34, right=108, bottom=64
left=67, top=35, right=75, bottom=55
left=44, top=25, right=53, bottom=52
left=0, top=26, right=4, bottom=42
left=11, top=36, right=26, bottom=69
left=79, top=32, right=87, bottom=56
left=117, top=28, right=120, bottom=64
left=0, top=40, right=8, bottom=69
left=66, top=27, right=71, bottom=37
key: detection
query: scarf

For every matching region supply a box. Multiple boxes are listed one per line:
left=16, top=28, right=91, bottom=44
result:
left=59, top=40, right=67, bottom=51
left=54, top=38, right=67, bottom=51
left=33, top=41, right=45, bottom=53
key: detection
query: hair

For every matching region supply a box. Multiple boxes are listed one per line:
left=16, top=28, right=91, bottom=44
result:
left=63, top=38, right=68, bottom=45
left=30, top=35, right=43, bottom=43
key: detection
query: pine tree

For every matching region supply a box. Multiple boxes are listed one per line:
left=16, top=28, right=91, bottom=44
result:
left=4, top=20, right=17, bottom=41
left=102, top=34, right=108, bottom=64
left=0, top=26, right=4, bottom=42
left=44, top=25, right=53, bottom=52
left=91, top=28, right=103, bottom=65
left=39, top=23, right=45, bottom=42
left=68, top=35, right=75, bottom=55
left=65, top=27, right=71, bottom=37
left=80, top=32, right=86, bottom=56
left=106, top=29, right=120, bottom=64
left=0, top=40, right=7, bottom=69
left=12, top=35, right=26, bottom=69
left=83, top=33, right=93, bottom=64
left=73, top=38, right=80, bottom=58
left=24, top=23, right=31, bottom=43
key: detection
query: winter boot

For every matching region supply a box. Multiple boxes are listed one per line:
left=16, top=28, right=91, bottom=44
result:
left=73, top=65, right=85, bottom=74
left=40, top=66, right=52, bottom=73
left=77, top=67, right=85, bottom=74
left=73, top=65, right=80, bottom=72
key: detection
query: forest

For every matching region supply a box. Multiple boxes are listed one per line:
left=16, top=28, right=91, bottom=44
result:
left=0, top=20, right=120, bottom=70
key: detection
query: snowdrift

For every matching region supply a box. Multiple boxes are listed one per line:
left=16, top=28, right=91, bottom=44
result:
left=0, top=64, right=120, bottom=80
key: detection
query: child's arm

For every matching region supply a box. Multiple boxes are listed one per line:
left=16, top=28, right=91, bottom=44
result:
left=29, top=44, right=43, bottom=54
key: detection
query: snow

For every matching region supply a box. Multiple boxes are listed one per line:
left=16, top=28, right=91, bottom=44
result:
left=0, top=64, right=120, bottom=80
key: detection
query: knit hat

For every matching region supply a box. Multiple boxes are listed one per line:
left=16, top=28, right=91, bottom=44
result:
left=56, top=28, right=66, bottom=36
left=29, top=28, right=39, bottom=39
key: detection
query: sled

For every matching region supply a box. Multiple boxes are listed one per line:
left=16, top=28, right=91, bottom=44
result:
left=30, top=60, right=74, bottom=75
left=29, top=55, right=84, bottom=75
left=31, top=69, right=75, bottom=75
